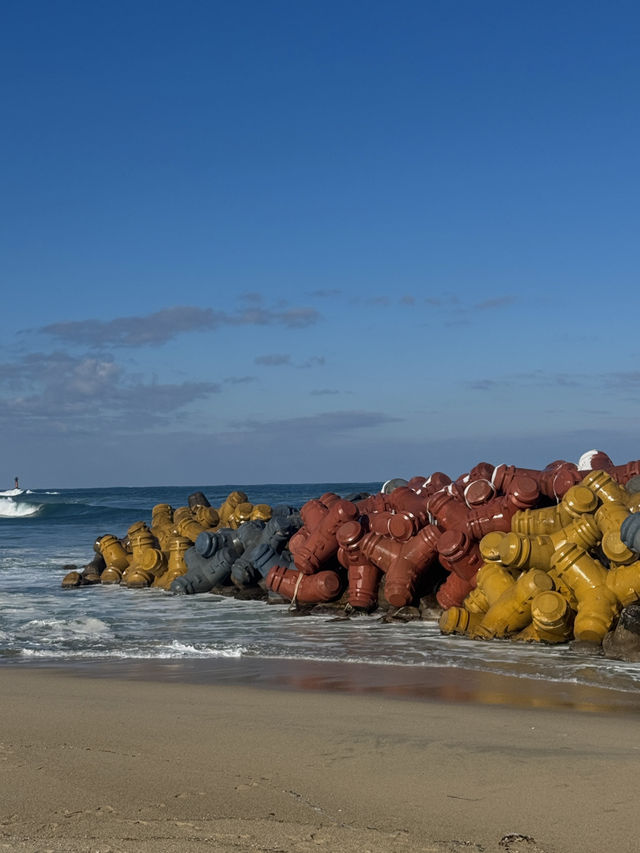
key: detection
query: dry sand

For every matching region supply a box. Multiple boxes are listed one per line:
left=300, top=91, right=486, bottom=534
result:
left=2, top=663, right=640, bottom=853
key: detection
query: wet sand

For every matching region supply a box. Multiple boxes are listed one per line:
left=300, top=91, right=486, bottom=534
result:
left=2, top=661, right=640, bottom=852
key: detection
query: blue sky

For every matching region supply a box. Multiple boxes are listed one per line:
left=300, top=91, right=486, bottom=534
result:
left=1, top=0, right=639, bottom=488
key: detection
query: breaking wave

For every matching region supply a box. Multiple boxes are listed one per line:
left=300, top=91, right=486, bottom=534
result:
left=0, top=498, right=42, bottom=518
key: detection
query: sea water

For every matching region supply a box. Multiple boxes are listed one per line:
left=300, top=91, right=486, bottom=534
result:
left=1, top=483, right=640, bottom=698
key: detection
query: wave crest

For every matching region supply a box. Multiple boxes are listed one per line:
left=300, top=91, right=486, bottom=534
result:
left=0, top=498, right=42, bottom=518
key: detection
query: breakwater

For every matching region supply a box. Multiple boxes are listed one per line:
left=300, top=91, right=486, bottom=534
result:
left=58, top=450, right=640, bottom=664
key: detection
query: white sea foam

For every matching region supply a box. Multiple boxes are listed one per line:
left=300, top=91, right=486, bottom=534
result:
left=21, top=642, right=247, bottom=659
left=160, top=640, right=246, bottom=657
left=18, top=616, right=113, bottom=640
left=0, top=488, right=23, bottom=497
left=0, top=498, right=42, bottom=518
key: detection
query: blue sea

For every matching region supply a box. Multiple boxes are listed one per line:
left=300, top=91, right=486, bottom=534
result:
left=2, top=482, right=640, bottom=708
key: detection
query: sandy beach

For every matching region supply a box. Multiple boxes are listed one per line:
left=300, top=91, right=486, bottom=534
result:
left=2, top=663, right=640, bottom=853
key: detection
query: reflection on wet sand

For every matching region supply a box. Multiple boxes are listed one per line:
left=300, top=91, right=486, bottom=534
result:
left=30, top=656, right=640, bottom=715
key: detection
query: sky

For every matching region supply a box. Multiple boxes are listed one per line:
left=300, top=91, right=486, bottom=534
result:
left=1, top=0, right=639, bottom=488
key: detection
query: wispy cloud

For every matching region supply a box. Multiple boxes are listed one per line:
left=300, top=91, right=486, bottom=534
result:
left=463, top=369, right=640, bottom=394
left=351, top=294, right=392, bottom=307
left=308, top=288, right=341, bottom=298
left=465, top=379, right=501, bottom=391
left=299, top=356, right=325, bottom=369
left=238, top=291, right=263, bottom=304
left=0, top=351, right=220, bottom=432
left=367, top=292, right=515, bottom=313
left=606, top=371, right=640, bottom=387
left=473, top=296, right=515, bottom=311
left=424, top=295, right=461, bottom=307
left=463, top=371, right=586, bottom=392
left=254, top=353, right=325, bottom=369
left=513, top=371, right=589, bottom=388
left=310, top=388, right=341, bottom=396
left=223, top=375, right=257, bottom=385
left=254, top=353, right=292, bottom=366
left=228, top=410, right=403, bottom=437
left=39, top=307, right=215, bottom=348
left=37, top=303, right=322, bottom=348
left=235, top=306, right=319, bottom=328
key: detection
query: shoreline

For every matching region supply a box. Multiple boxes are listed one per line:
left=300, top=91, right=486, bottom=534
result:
left=3, top=665, right=640, bottom=852
left=5, top=654, right=640, bottom=714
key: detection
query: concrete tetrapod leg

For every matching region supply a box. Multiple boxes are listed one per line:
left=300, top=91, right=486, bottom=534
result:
left=125, top=548, right=167, bottom=588
left=230, top=520, right=287, bottom=587
left=439, top=563, right=517, bottom=637
left=474, top=569, right=553, bottom=639
left=250, top=544, right=296, bottom=579
left=98, top=535, right=130, bottom=584
left=217, top=491, right=249, bottom=528
left=469, top=562, right=516, bottom=612
left=581, top=469, right=633, bottom=506
left=123, top=529, right=165, bottom=588
left=609, top=458, right=640, bottom=484
left=550, top=542, right=619, bottom=644
left=491, top=460, right=584, bottom=500
left=170, top=546, right=237, bottom=594
left=194, top=505, right=220, bottom=529
left=80, top=552, right=106, bottom=585
left=336, top=534, right=382, bottom=610
left=437, top=529, right=484, bottom=582
left=439, top=606, right=483, bottom=636
left=546, top=515, right=602, bottom=554
left=294, top=499, right=359, bottom=575
left=435, top=572, right=475, bottom=609
left=153, top=536, right=191, bottom=591
left=265, top=566, right=343, bottom=604
left=595, top=501, right=636, bottom=565
left=339, top=519, right=441, bottom=608
left=187, top=491, right=211, bottom=509
left=606, top=561, right=640, bottom=606
left=514, top=591, right=574, bottom=643
left=498, top=532, right=555, bottom=573
left=511, top=485, right=597, bottom=536
left=195, top=529, right=236, bottom=559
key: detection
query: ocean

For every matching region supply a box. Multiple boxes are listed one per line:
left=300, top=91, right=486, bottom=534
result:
left=2, top=482, right=640, bottom=707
